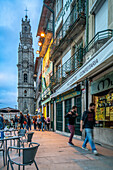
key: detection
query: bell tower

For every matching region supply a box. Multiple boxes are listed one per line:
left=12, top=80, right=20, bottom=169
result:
left=17, top=14, right=34, bottom=114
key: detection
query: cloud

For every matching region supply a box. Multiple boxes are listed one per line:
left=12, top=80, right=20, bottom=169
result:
left=0, top=72, right=17, bottom=87
left=0, top=90, right=17, bottom=108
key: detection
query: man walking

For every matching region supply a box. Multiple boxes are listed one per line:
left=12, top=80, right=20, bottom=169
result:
left=65, top=106, right=78, bottom=145
left=80, top=103, right=98, bottom=155
left=19, top=111, right=24, bottom=129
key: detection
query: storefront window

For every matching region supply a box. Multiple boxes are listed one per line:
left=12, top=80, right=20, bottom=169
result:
left=94, top=91, right=113, bottom=128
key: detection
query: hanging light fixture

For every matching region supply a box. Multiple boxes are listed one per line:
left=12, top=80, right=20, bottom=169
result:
left=40, top=32, right=45, bottom=38
left=36, top=50, right=40, bottom=54
left=38, top=41, right=42, bottom=46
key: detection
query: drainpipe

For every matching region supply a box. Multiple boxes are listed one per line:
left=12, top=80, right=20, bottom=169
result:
left=85, top=78, right=88, bottom=110
left=85, top=0, right=89, bottom=110
left=86, top=0, right=89, bottom=46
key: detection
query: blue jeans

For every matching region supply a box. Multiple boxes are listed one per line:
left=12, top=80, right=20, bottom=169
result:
left=41, top=122, right=44, bottom=131
left=82, top=128, right=96, bottom=151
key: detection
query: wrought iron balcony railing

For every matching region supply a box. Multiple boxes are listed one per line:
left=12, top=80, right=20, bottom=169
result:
left=83, top=29, right=113, bottom=56
left=50, top=0, right=86, bottom=53
left=50, top=48, right=83, bottom=88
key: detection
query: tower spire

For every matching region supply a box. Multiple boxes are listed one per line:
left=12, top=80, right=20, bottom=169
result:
left=24, top=7, right=28, bottom=20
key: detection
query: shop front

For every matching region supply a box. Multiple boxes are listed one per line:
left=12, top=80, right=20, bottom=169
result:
left=91, top=71, right=113, bottom=146
left=55, top=87, right=82, bottom=135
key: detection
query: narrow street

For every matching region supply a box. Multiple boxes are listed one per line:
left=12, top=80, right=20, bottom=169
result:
left=1, top=131, right=113, bottom=170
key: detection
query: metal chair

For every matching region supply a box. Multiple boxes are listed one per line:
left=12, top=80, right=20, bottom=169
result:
left=18, top=129, right=26, bottom=137
left=17, top=129, right=26, bottom=147
left=0, top=141, right=5, bottom=166
left=21, top=132, right=34, bottom=147
left=7, top=142, right=40, bottom=170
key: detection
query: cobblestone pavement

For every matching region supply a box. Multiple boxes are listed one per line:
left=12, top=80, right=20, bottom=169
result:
left=0, top=130, right=113, bottom=170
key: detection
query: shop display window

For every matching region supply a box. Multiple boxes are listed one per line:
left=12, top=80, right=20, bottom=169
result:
left=94, top=92, right=113, bottom=128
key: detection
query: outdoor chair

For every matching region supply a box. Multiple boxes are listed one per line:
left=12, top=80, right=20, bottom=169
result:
left=18, top=129, right=26, bottom=137
left=17, top=129, right=26, bottom=147
left=7, top=142, right=40, bottom=170
left=0, top=141, right=5, bottom=166
left=21, top=132, right=34, bottom=147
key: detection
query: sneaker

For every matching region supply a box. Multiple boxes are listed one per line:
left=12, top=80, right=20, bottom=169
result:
left=93, top=150, right=98, bottom=155
left=82, top=147, right=89, bottom=151
left=68, top=142, right=74, bottom=146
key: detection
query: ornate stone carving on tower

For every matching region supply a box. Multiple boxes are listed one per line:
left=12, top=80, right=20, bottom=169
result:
left=17, top=14, right=34, bottom=114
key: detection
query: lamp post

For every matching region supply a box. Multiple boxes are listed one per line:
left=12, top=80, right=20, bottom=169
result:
left=43, top=2, right=55, bottom=39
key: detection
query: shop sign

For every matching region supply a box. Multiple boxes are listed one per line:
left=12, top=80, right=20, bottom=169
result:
left=91, top=72, right=113, bottom=94
left=55, top=91, right=80, bottom=102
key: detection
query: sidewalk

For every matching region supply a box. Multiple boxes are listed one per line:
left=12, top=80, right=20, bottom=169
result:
left=0, top=130, right=113, bottom=170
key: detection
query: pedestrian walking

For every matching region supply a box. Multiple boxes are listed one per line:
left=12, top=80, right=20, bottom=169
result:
left=80, top=103, right=98, bottom=155
left=41, top=113, right=45, bottom=131
left=46, top=117, right=50, bottom=131
left=33, top=116, right=37, bottom=130
left=23, top=115, right=27, bottom=129
left=19, top=111, right=24, bottom=129
left=37, top=115, right=41, bottom=131
left=14, top=114, right=18, bottom=129
left=27, top=114, right=31, bottom=131
left=65, top=106, right=78, bottom=145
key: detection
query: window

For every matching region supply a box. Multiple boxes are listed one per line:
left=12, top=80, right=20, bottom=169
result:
left=24, top=74, right=27, bottom=82
left=56, top=0, right=62, bottom=17
left=24, top=90, right=27, bottom=96
left=95, top=0, right=108, bottom=34
left=56, top=63, right=61, bottom=82
left=24, top=101, right=27, bottom=110
left=25, top=26, right=27, bottom=32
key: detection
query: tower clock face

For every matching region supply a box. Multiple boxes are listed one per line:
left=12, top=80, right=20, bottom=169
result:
left=24, top=46, right=27, bottom=49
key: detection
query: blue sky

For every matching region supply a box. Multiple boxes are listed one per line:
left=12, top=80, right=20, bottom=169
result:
left=0, top=0, right=43, bottom=108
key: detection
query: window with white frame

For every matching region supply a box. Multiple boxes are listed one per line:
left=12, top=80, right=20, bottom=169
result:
left=56, top=0, right=62, bottom=17
left=95, top=0, right=108, bottom=34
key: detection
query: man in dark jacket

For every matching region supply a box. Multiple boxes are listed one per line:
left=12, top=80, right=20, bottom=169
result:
left=80, top=103, right=98, bottom=155
left=65, top=106, right=78, bottom=145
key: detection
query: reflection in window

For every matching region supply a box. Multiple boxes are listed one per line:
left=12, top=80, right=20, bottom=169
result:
left=24, top=74, right=27, bottom=82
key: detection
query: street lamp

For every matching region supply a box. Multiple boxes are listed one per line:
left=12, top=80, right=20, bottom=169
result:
left=36, top=50, right=40, bottom=54
left=38, top=41, right=42, bottom=46
left=40, top=32, right=45, bottom=38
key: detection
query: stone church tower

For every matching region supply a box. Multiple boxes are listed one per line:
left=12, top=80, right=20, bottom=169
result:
left=17, top=14, right=34, bottom=115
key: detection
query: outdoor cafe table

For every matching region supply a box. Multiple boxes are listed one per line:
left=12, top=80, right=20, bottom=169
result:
left=0, top=129, right=18, bottom=146
left=0, top=136, right=21, bottom=165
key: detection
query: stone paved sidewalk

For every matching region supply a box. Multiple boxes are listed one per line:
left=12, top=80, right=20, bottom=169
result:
left=0, top=130, right=113, bottom=170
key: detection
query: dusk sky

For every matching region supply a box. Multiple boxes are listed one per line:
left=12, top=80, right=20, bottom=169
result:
left=0, top=0, right=43, bottom=108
